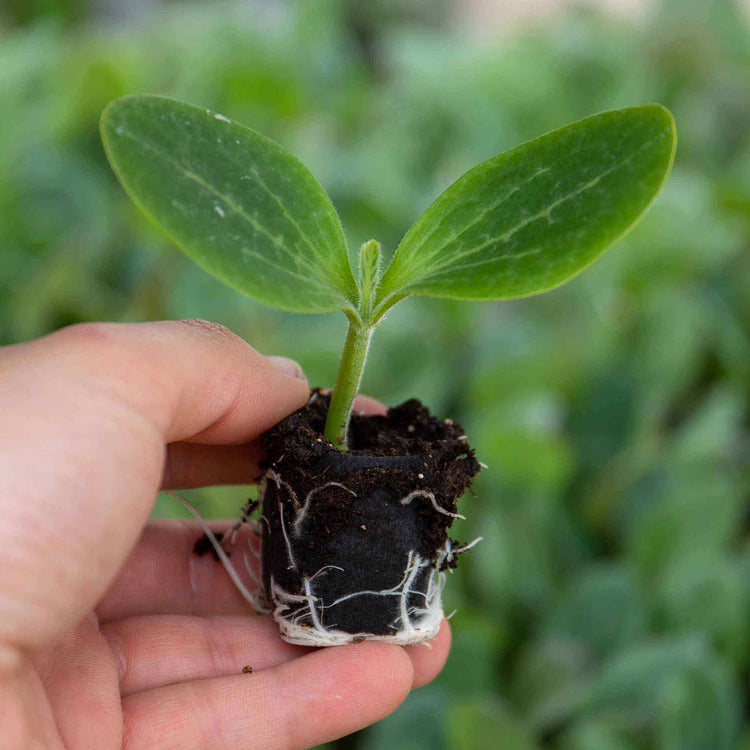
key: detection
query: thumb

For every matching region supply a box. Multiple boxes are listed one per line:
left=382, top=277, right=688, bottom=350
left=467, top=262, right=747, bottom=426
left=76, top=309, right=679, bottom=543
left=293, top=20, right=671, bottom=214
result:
left=0, top=319, right=309, bottom=668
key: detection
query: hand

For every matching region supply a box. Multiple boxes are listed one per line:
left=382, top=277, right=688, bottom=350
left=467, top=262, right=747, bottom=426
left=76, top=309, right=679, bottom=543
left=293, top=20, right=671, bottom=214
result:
left=0, top=319, right=450, bottom=749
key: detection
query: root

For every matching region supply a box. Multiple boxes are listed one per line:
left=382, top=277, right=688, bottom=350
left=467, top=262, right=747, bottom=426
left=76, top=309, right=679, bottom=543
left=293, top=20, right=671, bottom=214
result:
left=451, top=536, right=483, bottom=555
left=308, top=564, right=345, bottom=582
left=264, top=470, right=357, bottom=536
left=262, top=476, right=482, bottom=646
left=270, top=543, right=446, bottom=646
left=400, top=490, right=466, bottom=520
left=292, top=482, right=357, bottom=535
left=221, top=498, right=260, bottom=547
left=164, top=491, right=269, bottom=614
left=277, top=496, right=298, bottom=571
left=263, top=470, right=300, bottom=508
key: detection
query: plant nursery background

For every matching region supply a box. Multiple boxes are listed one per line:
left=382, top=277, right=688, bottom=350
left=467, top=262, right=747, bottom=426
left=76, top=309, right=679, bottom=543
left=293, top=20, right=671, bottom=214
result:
left=1, top=0, right=748, bottom=747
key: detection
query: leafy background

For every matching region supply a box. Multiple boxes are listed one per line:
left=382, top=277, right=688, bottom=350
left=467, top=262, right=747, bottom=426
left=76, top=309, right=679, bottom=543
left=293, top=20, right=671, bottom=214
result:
left=1, top=0, right=748, bottom=747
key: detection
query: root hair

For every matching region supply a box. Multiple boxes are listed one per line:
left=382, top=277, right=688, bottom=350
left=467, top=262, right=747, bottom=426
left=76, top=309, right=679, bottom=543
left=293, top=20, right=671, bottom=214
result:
left=164, top=491, right=268, bottom=614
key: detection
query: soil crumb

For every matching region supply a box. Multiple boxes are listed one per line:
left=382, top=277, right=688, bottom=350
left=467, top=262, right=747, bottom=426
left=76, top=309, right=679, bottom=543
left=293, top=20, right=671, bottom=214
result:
left=193, top=531, right=225, bottom=560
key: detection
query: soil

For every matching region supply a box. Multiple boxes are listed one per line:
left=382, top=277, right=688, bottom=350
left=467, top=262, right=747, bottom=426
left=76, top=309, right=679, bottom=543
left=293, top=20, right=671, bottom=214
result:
left=193, top=531, right=225, bottom=560
left=259, top=390, right=480, bottom=561
left=258, top=390, right=481, bottom=640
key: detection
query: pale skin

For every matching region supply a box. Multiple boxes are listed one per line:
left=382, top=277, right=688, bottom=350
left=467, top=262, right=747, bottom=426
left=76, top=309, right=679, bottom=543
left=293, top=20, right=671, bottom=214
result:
left=0, top=319, right=451, bottom=749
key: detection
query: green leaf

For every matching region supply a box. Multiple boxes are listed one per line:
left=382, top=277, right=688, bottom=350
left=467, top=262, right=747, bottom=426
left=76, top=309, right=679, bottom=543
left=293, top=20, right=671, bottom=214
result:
left=377, top=105, right=676, bottom=308
left=546, top=564, right=648, bottom=659
left=445, top=701, right=539, bottom=750
left=100, top=95, right=358, bottom=314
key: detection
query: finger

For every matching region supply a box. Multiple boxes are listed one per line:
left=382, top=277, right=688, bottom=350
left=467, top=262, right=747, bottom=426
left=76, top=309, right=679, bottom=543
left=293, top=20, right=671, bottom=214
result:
left=317, top=389, right=387, bottom=417
left=29, top=615, right=122, bottom=750
left=352, top=393, right=388, bottom=416
left=101, top=614, right=450, bottom=699
left=36, top=319, right=311, bottom=444
left=96, top=520, right=261, bottom=623
left=122, top=643, right=413, bottom=749
left=0, top=658, right=63, bottom=748
left=403, top=619, right=451, bottom=688
left=101, top=614, right=307, bottom=697
left=161, top=442, right=264, bottom=489
left=161, top=395, right=386, bottom=490
left=0, top=319, right=308, bottom=666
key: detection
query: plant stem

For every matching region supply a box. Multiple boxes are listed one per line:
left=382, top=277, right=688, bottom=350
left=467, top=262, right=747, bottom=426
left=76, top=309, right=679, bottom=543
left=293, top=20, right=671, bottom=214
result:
left=323, top=316, right=374, bottom=449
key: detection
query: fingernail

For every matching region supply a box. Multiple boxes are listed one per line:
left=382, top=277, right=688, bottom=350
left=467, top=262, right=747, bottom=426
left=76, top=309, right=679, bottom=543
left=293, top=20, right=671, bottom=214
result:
left=267, top=355, right=306, bottom=380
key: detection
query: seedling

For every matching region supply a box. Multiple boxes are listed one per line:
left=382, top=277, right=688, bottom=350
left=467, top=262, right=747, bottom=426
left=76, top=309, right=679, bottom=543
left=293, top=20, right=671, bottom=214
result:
left=101, top=96, right=675, bottom=644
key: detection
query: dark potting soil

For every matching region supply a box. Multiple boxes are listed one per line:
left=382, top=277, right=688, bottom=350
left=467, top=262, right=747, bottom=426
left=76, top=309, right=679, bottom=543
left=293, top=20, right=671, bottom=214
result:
left=259, top=390, right=480, bottom=563
left=193, top=531, right=225, bottom=560
left=257, top=390, right=481, bottom=638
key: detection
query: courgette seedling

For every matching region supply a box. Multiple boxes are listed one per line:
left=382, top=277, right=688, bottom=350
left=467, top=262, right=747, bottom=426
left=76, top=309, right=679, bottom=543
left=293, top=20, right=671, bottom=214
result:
left=101, top=96, right=675, bottom=645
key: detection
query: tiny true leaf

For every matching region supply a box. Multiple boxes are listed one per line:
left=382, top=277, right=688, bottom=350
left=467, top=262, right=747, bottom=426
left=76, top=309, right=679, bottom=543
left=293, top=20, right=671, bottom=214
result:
left=101, top=95, right=358, bottom=314
left=376, top=105, right=676, bottom=310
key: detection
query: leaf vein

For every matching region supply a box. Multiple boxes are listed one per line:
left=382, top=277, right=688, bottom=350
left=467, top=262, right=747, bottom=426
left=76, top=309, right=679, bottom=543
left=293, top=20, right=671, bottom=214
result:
left=415, top=135, right=660, bottom=278
left=248, top=166, right=345, bottom=285
left=114, top=125, right=346, bottom=303
left=410, top=165, right=552, bottom=271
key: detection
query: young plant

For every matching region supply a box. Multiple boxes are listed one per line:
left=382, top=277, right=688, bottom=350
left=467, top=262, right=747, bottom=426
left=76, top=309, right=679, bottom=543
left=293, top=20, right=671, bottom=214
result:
left=101, top=96, right=675, bottom=449
left=100, top=96, right=675, bottom=645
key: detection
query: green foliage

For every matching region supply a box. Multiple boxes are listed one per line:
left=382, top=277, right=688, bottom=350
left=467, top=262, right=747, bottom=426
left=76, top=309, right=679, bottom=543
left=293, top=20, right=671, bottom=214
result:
left=445, top=701, right=538, bottom=750
left=101, top=95, right=357, bottom=314
left=378, top=106, right=675, bottom=306
left=1, top=0, right=748, bottom=747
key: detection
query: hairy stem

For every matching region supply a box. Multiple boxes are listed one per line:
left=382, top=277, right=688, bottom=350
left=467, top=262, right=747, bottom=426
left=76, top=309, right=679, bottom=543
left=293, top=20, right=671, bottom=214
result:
left=323, top=317, right=374, bottom=449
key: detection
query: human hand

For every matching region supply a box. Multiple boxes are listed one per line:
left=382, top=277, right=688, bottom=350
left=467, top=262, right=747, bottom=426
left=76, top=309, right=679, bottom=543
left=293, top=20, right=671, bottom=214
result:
left=0, top=320, right=450, bottom=749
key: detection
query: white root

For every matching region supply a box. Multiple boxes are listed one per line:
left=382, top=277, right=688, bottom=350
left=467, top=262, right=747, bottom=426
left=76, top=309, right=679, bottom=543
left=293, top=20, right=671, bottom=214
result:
left=164, top=491, right=269, bottom=614
left=451, top=536, right=483, bottom=555
left=265, top=470, right=357, bottom=536
left=264, top=470, right=300, bottom=508
left=292, top=482, right=357, bottom=535
left=270, top=525, right=449, bottom=646
left=400, top=490, right=466, bottom=520
left=277, top=496, right=298, bottom=571
left=188, top=555, right=197, bottom=593
left=265, top=478, right=480, bottom=646
left=242, top=552, right=261, bottom=587
left=308, top=564, right=345, bottom=582
left=303, top=579, right=325, bottom=632
left=272, top=563, right=444, bottom=647
left=246, top=537, right=261, bottom=560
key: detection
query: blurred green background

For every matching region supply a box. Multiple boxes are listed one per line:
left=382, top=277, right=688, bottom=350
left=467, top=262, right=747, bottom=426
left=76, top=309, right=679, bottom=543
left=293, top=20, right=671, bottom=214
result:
left=1, top=0, right=748, bottom=747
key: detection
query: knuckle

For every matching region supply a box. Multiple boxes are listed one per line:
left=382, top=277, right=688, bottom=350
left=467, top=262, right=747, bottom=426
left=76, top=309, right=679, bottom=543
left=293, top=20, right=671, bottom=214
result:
left=176, top=318, right=240, bottom=344
left=57, top=321, right=123, bottom=346
left=100, top=625, right=129, bottom=687
left=202, top=618, right=233, bottom=675
left=53, top=322, right=136, bottom=369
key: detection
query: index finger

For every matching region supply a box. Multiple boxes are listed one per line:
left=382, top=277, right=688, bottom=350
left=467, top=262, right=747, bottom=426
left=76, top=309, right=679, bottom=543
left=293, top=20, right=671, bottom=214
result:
left=161, top=393, right=387, bottom=489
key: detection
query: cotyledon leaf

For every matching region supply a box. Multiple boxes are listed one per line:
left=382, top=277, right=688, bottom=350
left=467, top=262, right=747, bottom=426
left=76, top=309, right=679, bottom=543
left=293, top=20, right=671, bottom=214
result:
left=101, top=95, right=358, bottom=314
left=376, top=105, right=676, bottom=311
